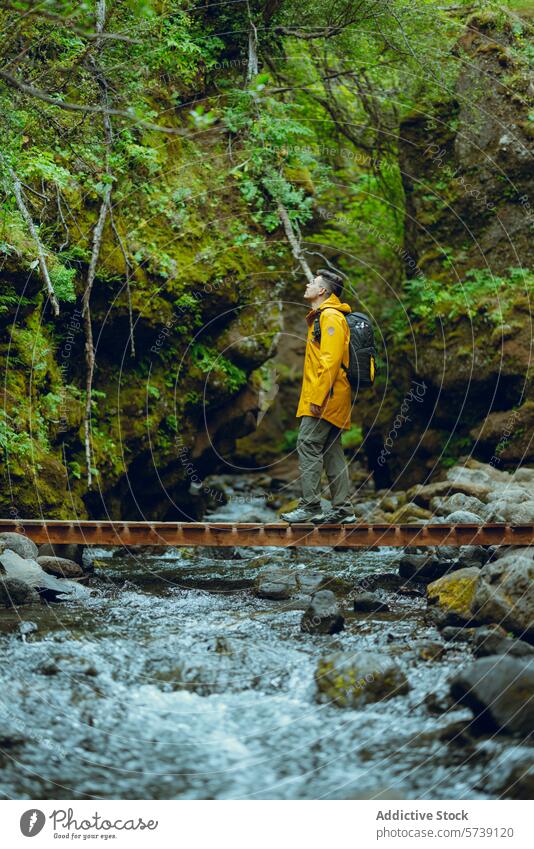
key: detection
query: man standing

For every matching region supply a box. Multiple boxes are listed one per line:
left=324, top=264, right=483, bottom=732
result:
left=281, top=269, right=356, bottom=524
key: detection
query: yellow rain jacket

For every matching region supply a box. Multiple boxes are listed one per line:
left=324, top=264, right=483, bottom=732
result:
left=296, top=293, right=352, bottom=430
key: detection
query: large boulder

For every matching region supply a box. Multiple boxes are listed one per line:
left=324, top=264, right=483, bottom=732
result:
left=0, top=576, right=40, bottom=607
left=316, top=651, right=410, bottom=708
left=450, top=656, right=534, bottom=736
left=0, top=532, right=38, bottom=560
left=301, top=590, right=344, bottom=635
left=36, top=556, right=84, bottom=579
left=427, top=567, right=481, bottom=622
left=473, top=555, right=534, bottom=639
left=0, top=549, right=89, bottom=600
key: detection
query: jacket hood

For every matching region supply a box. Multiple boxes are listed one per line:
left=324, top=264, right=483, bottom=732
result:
left=306, top=292, right=351, bottom=323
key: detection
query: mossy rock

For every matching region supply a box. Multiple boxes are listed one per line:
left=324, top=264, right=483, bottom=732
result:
left=427, top=567, right=481, bottom=620
left=315, top=651, right=410, bottom=708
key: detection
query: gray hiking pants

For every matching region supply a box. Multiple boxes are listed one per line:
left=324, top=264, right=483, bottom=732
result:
left=296, top=416, right=352, bottom=511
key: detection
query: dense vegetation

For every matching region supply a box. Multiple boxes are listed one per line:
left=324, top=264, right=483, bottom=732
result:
left=1, top=0, right=532, bottom=516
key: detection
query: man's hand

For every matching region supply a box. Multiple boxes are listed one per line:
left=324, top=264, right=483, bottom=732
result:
left=310, top=403, right=323, bottom=416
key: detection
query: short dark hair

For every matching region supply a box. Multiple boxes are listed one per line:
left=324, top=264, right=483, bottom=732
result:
left=316, top=268, right=344, bottom=297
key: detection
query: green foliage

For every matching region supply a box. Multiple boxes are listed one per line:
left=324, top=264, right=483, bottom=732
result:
left=280, top=427, right=299, bottom=452
left=0, top=410, right=32, bottom=457
left=341, top=424, right=363, bottom=450
left=49, top=264, right=77, bottom=302
left=223, top=84, right=328, bottom=230
left=389, top=267, right=534, bottom=339
left=191, top=343, right=247, bottom=393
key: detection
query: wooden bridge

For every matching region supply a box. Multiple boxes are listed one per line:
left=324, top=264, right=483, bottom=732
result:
left=1, top=519, right=533, bottom=548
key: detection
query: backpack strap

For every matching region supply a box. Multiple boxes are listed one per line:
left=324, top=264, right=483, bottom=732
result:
left=312, top=307, right=350, bottom=370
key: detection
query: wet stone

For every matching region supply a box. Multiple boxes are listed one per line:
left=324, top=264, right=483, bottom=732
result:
left=450, top=656, right=534, bottom=737
left=0, top=532, right=38, bottom=560
left=316, top=651, right=410, bottom=707
left=353, top=593, right=390, bottom=613
left=254, top=567, right=298, bottom=600
left=301, top=590, right=344, bottom=635
left=0, top=577, right=40, bottom=608
left=38, top=543, right=86, bottom=567
left=37, top=556, right=84, bottom=579
left=416, top=641, right=445, bottom=661
left=295, top=570, right=325, bottom=595
left=472, top=627, right=534, bottom=659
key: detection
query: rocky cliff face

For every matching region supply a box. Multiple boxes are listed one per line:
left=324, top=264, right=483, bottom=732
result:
left=1, top=131, right=285, bottom=520
left=361, top=12, right=534, bottom=488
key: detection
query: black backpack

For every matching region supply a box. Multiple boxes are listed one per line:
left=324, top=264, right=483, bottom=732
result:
left=313, top=308, right=378, bottom=389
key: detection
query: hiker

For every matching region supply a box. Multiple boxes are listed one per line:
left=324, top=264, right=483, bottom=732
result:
left=281, top=269, right=356, bottom=524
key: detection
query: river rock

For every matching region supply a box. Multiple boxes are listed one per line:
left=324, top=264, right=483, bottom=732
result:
left=408, top=480, right=491, bottom=508
left=511, top=468, right=534, bottom=485
left=296, top=570, right=325, bottom=595
left=0, top=549, right=89, bottom=600
left=473, top=555, right=534, bottom=638
left=441, top=510, right=485, bottom=524
left=486, top=486, right=533, bottom=504
left=485, top=500, right=534, bottom=524
left=427, top=567, right=480, bottom=622
left=399, top=552, right=460, bottom=582
left=479, top=749, right=534, bottom=799
left=416, top=641, right=444, bottom=661
left=441, top=626, right=475, bottom=643
left=37, top=556, right=84, bottom=579
left=433, top=493, right=488, bottom=518
left=450, top=656, right=534, bottom=736
left=353, top=593, right=390, bottom=613
left=446, top=462, right=510, bottom=488
left=38, top=543, right=85, bottom=567
left=0, top=532, right=38, bottom=560
left=316, top=651, right=409, bottom=707
left=0, top=576, right=40, bottom=607
left=472, top=627, right=534, bottom=659
left=254, top=566, right=297, bottom=600
left=389, top=502, right=432, bottom=523
left=301, top=590, right=344, bottom=634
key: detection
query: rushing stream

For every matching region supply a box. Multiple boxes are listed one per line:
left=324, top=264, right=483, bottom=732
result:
left=0, top=477, right=518, bottom=800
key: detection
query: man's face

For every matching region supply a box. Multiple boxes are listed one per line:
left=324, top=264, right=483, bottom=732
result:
left=304, top=275, right=327, bottom=302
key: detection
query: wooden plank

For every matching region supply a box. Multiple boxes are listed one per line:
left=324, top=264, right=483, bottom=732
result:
left=0, top=518, right=532, bottom=547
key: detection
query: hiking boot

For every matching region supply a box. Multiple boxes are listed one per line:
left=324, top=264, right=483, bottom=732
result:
left=280, top=504, right=321, bottom=523
left=312, top=507, right=357, bottom=524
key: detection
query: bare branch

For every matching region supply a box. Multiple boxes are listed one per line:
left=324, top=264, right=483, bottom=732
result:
left=0, top=69, right=189, bottom=136
left=1, top=158, right=60, bottom=315
left=277, top=202, right=314, bottom=283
